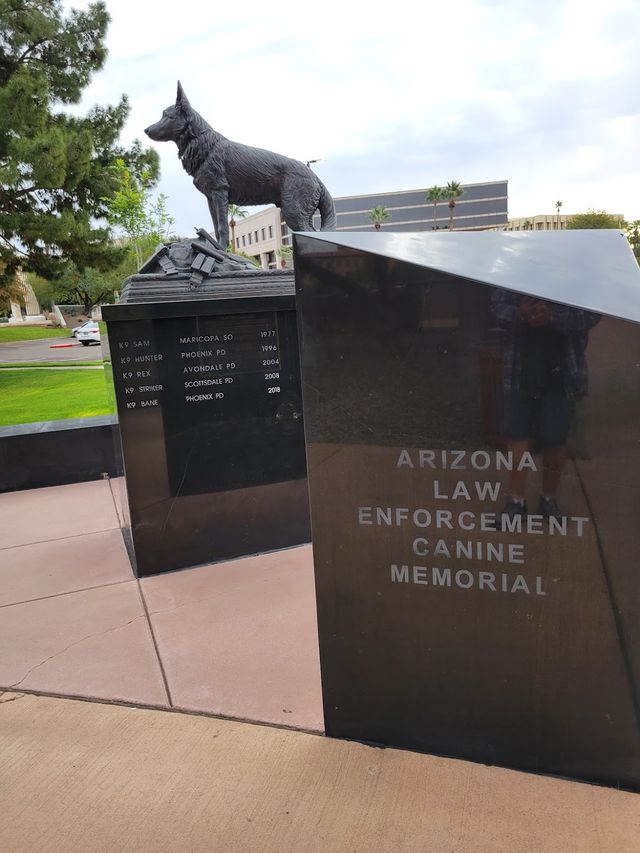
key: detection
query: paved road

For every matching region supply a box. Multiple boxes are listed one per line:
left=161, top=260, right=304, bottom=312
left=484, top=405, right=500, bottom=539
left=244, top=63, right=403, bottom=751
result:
left=0, top=337, right=104, bottom=364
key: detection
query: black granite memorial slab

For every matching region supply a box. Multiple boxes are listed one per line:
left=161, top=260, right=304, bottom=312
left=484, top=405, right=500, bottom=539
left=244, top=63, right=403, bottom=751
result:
left=294, top=230, right=640, bottom=791
left=103, top=276, right=309, bottom=577
left=0, top=416, right=121, bottom=492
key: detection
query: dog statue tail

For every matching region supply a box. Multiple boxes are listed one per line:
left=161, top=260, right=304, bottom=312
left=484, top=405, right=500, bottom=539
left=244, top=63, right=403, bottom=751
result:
left=318, top=182, right=338, bottom=231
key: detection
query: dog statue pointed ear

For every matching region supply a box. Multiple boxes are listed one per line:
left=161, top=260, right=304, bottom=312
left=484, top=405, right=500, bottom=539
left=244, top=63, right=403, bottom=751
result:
left=176, top=81, right=191, bottom=111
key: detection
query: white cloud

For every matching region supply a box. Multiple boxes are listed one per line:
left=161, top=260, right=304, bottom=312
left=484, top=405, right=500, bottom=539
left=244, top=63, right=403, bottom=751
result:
left=66, top=0, right=640, bottom=231
left=542, top=0, right=636, bottom=81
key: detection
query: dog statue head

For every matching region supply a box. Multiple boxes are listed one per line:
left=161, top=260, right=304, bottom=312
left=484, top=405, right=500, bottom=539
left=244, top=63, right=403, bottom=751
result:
left=144, top=81, right=192, bottom=142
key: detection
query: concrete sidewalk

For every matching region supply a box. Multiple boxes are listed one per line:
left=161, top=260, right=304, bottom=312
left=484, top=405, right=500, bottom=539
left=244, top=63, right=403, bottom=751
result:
left=1, top=692, right=639, bottom=853
left=0, top=479, right=323, bottom=731
left=1, top=479, right=639, bottom=851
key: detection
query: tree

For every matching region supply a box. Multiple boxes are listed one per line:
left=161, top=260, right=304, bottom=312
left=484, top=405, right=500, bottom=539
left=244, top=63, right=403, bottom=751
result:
left=625, top=220, right=640, bottom=262
left=444, top=181, right=464, bottom=230
left=523, top=220, right=533, bottom=231
left=27, top=272, right=56, bottom=311
left=28, top=154, right=174, bottom=316
left=565, top=210, right=624, bottom=230
left=233, top=251, right=260, bottom=267
left=103, top=159, right=174, bottom=268
left=368, top=206, right=391, bottom=231
left=426, top=186, right=444, bottom=230
left=555, top=200, right=563, bottom=229
left=0, top=0, right=159, bottom=290
left=52, top=264, right=117, bottom=313
left=228, top=205, right=248, bottom=252
left=30, top=232, right=163, bottom=314
left=276, top=244, right=293, bottom=269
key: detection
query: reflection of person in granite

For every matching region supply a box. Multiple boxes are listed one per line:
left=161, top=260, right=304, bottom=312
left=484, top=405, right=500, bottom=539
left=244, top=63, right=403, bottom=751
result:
left=491, top=290, right=601, bottom=522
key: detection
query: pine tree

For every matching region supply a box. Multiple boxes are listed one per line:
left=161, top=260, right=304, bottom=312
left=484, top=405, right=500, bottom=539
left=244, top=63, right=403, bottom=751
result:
left=0, top=0, right=159, bottom=289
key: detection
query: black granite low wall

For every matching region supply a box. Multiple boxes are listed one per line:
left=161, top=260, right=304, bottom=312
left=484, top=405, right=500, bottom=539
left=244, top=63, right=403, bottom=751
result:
left=0, top=415, right=123, bottom=493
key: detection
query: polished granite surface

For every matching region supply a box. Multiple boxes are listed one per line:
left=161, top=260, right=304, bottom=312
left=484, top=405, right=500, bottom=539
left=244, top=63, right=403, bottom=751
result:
left=295, top=233, right=640, bottom=790
left=105, top=300, right=309, bottom=576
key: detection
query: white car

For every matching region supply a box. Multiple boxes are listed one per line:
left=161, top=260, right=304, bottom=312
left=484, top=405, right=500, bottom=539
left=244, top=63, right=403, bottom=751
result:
left=76, top=321, right=101, bottom=346
left=71, top=320, right=92, bottom=337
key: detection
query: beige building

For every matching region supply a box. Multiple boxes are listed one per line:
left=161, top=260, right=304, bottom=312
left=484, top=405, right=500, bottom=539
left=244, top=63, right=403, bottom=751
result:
left=503, top=214, right=625, bottom=231
left=232, top=207, right=283, bottom=270
left=7, top=269, right=48, bottom=325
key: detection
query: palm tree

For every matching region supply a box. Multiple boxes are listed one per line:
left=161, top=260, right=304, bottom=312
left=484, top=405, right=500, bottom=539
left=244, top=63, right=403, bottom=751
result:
left=426, top=186, right=444, bottom=230
left=228, top=204, right=248, bottom=251
left=523, top=219, right=533, bottom=231
left=368, top=206, right=391, bottom=231
left=444, top=181, right=464, bottom=230
left=555, top=200, right=563, bottom=230
left=276, top=244, right=293, bottom=269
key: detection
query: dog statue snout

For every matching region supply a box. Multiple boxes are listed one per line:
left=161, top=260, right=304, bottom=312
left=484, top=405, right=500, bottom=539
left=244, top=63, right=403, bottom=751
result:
left=144, top=123, right=162, bottom=141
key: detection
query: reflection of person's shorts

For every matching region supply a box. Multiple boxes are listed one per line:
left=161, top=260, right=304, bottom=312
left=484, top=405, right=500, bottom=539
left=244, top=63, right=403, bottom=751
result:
left=503, top=390, right=576, bottom=447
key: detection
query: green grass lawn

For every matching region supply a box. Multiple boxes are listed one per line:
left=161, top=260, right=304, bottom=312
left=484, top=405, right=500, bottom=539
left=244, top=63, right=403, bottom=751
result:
left=0, top=368, right=115, bottom=426
left=0, top=326, right=70, bottom=341
left=0, top=361, right=102, bottom=368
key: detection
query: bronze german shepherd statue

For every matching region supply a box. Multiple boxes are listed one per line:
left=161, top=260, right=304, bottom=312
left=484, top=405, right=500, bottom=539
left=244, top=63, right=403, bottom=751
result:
left=145, top=82, right=337, bottom=250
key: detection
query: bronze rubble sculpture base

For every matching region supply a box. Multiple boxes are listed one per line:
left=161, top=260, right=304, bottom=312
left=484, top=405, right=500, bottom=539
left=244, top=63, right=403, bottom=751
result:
left=140, top=228, right=258, bottom=289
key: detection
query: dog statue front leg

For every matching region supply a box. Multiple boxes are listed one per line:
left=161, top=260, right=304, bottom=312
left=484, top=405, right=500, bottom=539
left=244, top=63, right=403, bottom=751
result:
left=206, top=191, right=230, bottom=250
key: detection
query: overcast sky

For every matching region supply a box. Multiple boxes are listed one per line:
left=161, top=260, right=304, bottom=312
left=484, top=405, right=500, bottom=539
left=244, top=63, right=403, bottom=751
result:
left=72, top=0, right=640, bottom=235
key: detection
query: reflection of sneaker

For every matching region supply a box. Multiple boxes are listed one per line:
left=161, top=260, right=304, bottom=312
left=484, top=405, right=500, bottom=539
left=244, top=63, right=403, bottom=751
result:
left=496, top=498, right=527, bottom=530
left=539, top=496, right=563, bottom=521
